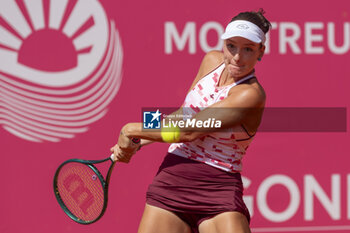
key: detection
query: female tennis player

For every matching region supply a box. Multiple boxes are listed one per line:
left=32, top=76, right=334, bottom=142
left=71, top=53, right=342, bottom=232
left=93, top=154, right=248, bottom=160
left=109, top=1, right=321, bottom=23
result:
left=111, top=9, right=271, bottom=233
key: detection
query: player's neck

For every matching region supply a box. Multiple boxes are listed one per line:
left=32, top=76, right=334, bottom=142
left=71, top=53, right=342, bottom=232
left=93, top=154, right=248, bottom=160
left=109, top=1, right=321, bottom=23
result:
left=218, top=69, right=235, bottom=87
left=219, top=68, right=254, bottom=87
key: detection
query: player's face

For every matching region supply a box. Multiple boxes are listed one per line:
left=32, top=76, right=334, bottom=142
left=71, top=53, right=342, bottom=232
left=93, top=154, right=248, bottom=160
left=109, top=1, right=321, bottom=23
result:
left=223, top=37, right=265, bottom=78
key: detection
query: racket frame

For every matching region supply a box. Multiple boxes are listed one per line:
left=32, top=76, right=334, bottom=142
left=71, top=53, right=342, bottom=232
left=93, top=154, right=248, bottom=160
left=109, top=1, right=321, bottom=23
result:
left=53, top=156, right=116, bottom=224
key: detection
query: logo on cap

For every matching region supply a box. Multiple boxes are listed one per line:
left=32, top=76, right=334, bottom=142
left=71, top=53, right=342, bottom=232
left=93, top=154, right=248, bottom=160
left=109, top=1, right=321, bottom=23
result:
left=236, top=24, right=249, bottom=30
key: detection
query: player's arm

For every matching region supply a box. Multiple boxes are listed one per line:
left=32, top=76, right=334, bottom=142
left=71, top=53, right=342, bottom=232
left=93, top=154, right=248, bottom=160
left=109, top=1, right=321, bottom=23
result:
left=121, top=84, right=265, bottom=143
left=181, top=85, right=266, bottom=140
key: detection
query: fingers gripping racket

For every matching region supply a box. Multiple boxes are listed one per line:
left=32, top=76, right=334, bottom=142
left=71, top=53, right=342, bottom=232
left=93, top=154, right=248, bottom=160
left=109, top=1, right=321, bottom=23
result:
left=53, top=139, right=140, bottom=224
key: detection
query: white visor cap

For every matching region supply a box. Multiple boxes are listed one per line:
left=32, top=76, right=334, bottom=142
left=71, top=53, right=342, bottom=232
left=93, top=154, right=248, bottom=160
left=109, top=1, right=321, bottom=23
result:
left=221, top=20, right=266, bottom=44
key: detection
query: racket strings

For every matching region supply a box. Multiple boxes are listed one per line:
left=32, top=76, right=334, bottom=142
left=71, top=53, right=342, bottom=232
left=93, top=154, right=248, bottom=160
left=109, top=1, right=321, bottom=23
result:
left=56, top=162, right=105, bottom=222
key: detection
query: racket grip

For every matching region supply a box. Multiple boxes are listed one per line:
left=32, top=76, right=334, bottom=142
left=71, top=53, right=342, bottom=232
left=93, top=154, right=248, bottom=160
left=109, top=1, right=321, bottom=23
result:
left=110, top=138, right=140, bottom=162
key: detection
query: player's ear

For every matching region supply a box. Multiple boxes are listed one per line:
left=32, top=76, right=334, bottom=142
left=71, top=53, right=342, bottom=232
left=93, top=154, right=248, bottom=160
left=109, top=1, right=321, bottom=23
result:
left=258, top=44, right=265, bottom=60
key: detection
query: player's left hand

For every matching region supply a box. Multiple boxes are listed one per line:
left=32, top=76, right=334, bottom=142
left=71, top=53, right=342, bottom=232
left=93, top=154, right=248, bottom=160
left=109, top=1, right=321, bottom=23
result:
left=110, top=127, right=140, bottom=163
left=110, top=143, right=135, bottom=163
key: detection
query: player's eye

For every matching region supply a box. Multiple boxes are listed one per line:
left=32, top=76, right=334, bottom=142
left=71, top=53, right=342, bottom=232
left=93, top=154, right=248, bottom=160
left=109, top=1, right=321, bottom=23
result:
left=244, top=47, right=253, bottom=52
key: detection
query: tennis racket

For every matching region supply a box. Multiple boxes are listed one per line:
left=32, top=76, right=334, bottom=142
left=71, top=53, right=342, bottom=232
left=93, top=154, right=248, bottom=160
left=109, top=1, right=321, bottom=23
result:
left=53, top=138, right=140, bottom=224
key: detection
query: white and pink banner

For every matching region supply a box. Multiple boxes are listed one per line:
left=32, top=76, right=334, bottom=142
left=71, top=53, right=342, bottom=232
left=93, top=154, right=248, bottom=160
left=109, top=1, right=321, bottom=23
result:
left=1, top=0, right=349, bottom=232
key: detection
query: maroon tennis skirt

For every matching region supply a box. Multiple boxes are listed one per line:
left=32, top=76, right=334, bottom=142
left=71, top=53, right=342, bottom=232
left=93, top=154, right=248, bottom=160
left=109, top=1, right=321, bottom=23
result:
left=146, top=153, right=250, bottom=225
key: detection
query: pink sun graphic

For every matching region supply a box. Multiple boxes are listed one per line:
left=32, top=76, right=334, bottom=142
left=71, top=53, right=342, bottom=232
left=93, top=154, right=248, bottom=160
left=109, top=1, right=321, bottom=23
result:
left=0, top=0, right=123, bottom=142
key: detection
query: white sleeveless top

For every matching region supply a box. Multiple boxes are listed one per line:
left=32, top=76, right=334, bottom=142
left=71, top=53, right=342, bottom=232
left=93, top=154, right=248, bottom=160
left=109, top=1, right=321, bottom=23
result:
left=168, top=63, right=255, bottom=173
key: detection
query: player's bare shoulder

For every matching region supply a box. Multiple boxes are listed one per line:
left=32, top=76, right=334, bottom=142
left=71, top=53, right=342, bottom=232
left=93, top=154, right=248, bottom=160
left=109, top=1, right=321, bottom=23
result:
left=188, top=51, right=225, bottom=92
left=198, top=50, right=224, bottom=78
left=229, top=77, right=266, bottom=108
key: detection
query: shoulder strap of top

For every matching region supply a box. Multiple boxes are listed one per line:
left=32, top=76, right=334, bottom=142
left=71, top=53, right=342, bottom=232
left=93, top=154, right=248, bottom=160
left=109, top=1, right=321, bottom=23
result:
left=231, top=72, right=255, bottom=87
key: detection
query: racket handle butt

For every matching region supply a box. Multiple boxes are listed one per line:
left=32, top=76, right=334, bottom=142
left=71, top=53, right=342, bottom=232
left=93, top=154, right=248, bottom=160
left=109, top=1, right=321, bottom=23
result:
left=110, top=153, right=117, bottom=162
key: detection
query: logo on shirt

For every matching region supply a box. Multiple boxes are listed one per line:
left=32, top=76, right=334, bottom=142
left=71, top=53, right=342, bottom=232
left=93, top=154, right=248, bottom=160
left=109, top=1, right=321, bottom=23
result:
left=143, top=109, right=162, bottom=129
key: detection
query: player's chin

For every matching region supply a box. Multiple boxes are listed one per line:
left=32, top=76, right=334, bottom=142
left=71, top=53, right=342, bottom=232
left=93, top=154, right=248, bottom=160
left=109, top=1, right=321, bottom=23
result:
left=228, top=68, right=246, bottom=78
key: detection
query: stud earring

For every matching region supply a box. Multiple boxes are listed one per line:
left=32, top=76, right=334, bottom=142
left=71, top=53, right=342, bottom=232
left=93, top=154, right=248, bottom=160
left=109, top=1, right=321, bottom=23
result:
left=258, top=57, right=262, bottom=61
